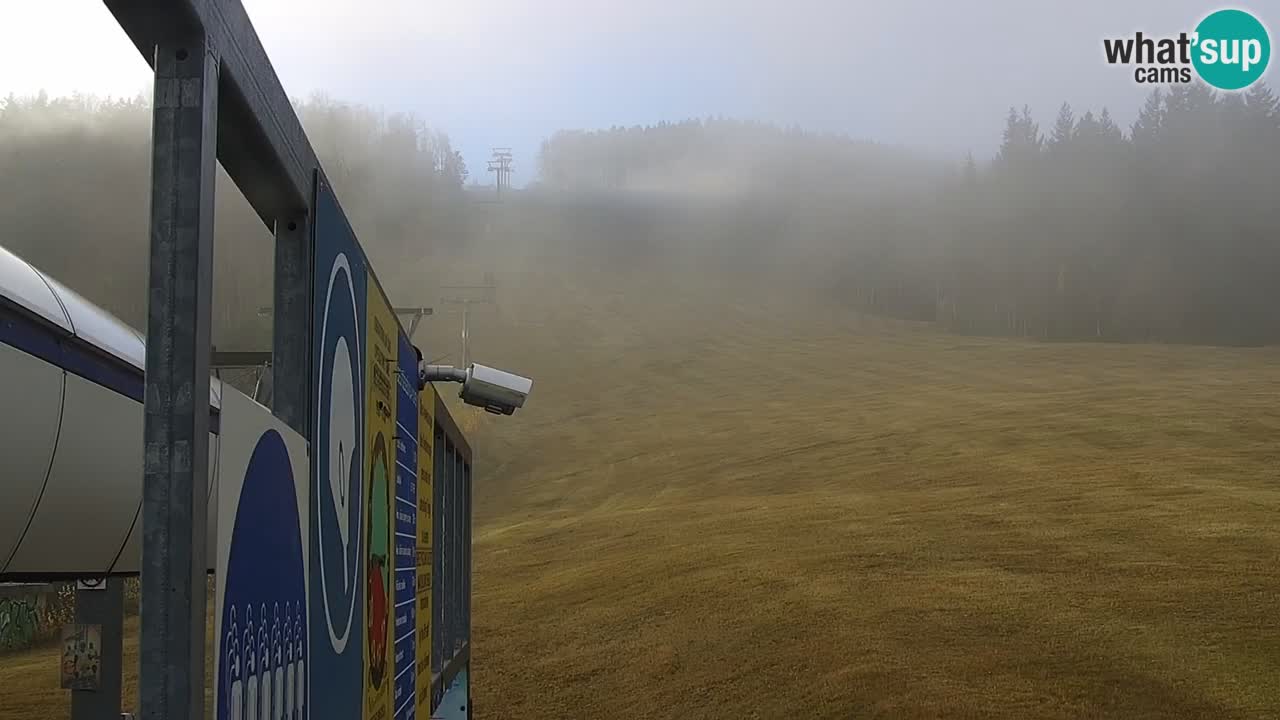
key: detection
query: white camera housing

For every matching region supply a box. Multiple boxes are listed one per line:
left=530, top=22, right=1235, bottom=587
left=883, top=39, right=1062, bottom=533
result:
left=459, top=363, right=532, bottom=415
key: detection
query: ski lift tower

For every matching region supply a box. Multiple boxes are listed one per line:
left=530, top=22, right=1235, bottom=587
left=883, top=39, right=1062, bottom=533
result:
left=486, top=148, right=513, bottom=199
left=440, top=274, right=497, bottom=367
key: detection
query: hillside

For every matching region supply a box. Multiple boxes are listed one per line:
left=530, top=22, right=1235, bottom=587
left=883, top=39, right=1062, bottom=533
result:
left=6, top=213, right=1280, bottom=717
left=411, top=209, right=1280, bottom=719
left=4, top=90, right=1280, bottom=714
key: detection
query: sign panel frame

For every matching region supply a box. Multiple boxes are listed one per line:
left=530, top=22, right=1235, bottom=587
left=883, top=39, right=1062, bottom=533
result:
left=363, top=274, right=397, bottom=720
left=415, top=385, right=435, bottom=717
left=308, top=175, right=368, bottom=720
left=212, top=390, right=310, bottom=720
left=393, top=333, right=420, bottom=720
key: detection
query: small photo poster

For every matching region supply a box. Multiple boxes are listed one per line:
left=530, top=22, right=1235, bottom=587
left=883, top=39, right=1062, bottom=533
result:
left=60, top=624, right=102, bottom=691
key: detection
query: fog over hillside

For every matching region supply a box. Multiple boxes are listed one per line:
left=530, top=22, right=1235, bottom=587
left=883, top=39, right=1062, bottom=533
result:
left=3, top=11, right=1280, bottom=717
left=4, top=82, right=1277, bottom=351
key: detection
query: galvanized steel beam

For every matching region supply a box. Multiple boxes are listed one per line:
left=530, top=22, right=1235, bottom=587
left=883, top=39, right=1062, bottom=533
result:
left=139, top=33, right=218, bottom=720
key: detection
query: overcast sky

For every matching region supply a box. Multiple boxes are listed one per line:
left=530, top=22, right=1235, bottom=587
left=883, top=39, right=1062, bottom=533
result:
left=1, top=0, right=1270, bottom=185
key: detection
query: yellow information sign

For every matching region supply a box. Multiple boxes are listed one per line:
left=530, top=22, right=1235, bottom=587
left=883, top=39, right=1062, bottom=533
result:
left=363, top=280, right=396, bottom=720
left=414, top=385, right=435, bottom=714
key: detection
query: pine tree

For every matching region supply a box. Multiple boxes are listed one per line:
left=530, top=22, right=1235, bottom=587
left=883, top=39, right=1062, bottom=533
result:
left=1074, top=110, right=1099, bottom=142
left=1243, top=82, right=1279, bottom=130
left=962, top=152, right=978, bottom=185
left=1020, top=105, right=1043, bottom=154
left=998, top=107, right=1020, bottom=156
left=1097, top=108, right=1123, bottom=144
left=1049, top=102, right=1074, bottom=152
left=1131, top=89, right=1164, bottom=146
left=998, top=106, right=1043, bottom=169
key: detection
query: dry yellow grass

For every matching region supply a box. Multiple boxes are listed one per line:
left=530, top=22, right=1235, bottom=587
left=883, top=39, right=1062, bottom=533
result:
left=0, top=612, right=214, bottom=719
left=448, top=264, right=1280, bottom=719
left=5, top=255, right=1280, bottom=718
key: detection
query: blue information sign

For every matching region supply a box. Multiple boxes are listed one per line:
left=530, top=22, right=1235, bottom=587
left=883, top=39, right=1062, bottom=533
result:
left=393, top=331, right=419, bottom=720
left=308, top=176, right=367, bottom=720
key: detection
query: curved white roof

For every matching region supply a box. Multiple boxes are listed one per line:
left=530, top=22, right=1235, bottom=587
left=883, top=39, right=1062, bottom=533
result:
left=0, top=245, right=72, bottom=331
left=2, top=243, right=228, bottom=410
left=38, top=274, right=146, bottom=370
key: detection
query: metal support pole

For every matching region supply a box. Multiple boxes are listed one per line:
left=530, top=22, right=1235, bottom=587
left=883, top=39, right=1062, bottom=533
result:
left=460, top=303, right=469, bottom=368
left=140, top=35, right=218, bottom=720
left=71, top=579, right=125, bottom=720
left=272, top=212, right=312, bottom=434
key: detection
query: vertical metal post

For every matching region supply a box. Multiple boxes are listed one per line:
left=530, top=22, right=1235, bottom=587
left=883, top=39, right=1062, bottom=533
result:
left=463, top=461, right=472, bottom=720
left=141, top=35, right=218, bottom=720
left=273, top=213, right=312, bottom=434
left=453, top=451, right=463, bottom=656
left=463, top=462, right=471, bottom=651
left=460, top=303, right=469, bottom=368
left=71, top=579, right=125, bottom=720
left=432, top=433, right=446, bottom=678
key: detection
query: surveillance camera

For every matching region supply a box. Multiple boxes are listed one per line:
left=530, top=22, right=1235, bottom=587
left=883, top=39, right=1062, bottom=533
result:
left=416, top=358, right=532, bottom=416
left=459, top=363, right=532, bottom=415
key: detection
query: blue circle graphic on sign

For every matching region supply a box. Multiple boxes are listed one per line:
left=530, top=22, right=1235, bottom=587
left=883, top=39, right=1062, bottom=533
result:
left=315, top=252, right=364, bottom=655
left=218, top=430, right=306, bottom=720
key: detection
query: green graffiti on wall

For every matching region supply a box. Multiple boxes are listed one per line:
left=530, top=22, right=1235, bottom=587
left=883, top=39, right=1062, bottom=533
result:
left=0, top=597, right=39, bottom=651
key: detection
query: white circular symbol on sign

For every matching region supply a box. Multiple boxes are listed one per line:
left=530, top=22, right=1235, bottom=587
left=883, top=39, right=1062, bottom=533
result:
left=316, top=252, right=362, bottom=655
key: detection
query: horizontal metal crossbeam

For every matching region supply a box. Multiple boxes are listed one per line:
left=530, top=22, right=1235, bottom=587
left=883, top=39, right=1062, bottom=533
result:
left=105, top=0, right=322, bottom=228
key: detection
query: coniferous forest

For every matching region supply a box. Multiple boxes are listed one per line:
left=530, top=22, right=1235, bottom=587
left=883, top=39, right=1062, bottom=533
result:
left=3, top=82, right=1278, bottom=347
left=536, top=83, right=1280, bottom=346
left=0, top=92, right=469, bottom=347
